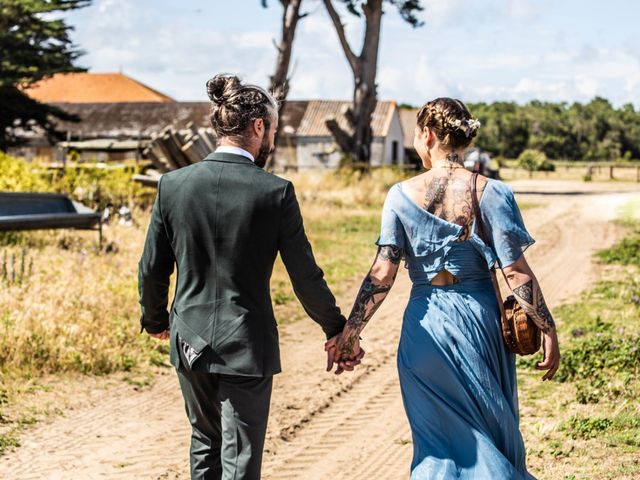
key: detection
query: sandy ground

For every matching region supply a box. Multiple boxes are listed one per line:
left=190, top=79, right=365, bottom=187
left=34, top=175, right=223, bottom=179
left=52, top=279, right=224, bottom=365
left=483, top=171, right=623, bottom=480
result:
left=1, top=179, right=639, bottom=480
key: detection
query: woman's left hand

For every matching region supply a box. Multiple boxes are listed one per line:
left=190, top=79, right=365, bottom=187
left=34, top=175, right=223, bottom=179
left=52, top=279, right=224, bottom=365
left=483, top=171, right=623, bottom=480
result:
left=536, top=330, right=560, bottom=381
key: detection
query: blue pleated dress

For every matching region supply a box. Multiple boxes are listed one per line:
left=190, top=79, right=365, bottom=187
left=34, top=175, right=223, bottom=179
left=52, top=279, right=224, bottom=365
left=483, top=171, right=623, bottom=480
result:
left=377, top=180, right=537, bottom=480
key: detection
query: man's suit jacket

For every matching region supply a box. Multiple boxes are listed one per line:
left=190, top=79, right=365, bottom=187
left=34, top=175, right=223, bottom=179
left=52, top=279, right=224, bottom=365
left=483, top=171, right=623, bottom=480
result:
left=138, top=151, right=346, bottom=376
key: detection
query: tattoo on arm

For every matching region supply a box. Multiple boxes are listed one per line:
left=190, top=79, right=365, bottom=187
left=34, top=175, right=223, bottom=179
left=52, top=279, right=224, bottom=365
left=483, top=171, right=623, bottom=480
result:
left=513, top=281, right=533, bottom=303
left=511, top=279, right=556, bottom=334
left=340, top=246, right=402, bottom=357
left=378, top=245, right=403, bottom=264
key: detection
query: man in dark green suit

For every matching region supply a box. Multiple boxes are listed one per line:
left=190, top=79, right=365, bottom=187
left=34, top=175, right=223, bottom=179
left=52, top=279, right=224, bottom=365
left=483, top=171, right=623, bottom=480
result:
left=138, top=74, right=362, bottom=479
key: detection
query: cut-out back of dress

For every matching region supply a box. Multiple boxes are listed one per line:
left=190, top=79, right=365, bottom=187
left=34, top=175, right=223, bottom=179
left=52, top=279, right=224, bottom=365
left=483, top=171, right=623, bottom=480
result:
left=400, top=169, right=488, bottom=284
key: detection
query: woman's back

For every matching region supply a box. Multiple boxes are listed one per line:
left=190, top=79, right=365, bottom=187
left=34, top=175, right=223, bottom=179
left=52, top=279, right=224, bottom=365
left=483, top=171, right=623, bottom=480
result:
left=378, top=170, right=533, bottom=287
left=401, top=168, right=488, bottom=241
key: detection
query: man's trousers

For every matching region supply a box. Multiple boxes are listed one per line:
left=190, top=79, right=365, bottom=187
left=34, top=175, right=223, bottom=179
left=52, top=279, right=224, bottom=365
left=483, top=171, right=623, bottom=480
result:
left=176, top=364, right=273, bottom=480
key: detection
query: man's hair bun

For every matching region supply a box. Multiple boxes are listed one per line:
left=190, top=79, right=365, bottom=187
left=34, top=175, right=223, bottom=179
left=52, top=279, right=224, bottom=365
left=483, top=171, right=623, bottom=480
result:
left=205, top=73, right=278, bottom=141
left=206, top=74, right=241, bottom=106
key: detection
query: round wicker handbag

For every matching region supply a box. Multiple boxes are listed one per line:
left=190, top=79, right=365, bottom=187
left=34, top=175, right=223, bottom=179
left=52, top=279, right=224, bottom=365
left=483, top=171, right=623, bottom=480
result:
left=501, top=295, right=542, bottom=355
left=470, top=173, right=542, bottom=356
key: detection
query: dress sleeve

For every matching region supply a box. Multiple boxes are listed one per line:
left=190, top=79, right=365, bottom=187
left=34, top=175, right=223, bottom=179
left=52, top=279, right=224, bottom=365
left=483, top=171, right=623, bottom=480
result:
left=479, top=180, right=535, bottom=268
left=376, top=185, right=406, bottom=250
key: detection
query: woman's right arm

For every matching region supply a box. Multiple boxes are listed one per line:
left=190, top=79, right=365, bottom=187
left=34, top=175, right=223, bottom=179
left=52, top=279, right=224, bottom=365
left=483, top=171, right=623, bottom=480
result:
left=502, top=255, right=561, bottom=381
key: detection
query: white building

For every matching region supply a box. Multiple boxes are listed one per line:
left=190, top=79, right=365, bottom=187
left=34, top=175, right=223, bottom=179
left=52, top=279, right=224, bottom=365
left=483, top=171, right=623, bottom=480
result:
left=275, top=100, right=405, bottom=170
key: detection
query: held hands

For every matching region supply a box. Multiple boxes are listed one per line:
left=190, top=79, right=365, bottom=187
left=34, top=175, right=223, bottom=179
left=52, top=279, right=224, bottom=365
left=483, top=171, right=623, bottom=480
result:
left=536, top=330, right=560, bottom=381
left=325, top=331, right=365, bottom=375
left=148, top=329, right=169, bottom=340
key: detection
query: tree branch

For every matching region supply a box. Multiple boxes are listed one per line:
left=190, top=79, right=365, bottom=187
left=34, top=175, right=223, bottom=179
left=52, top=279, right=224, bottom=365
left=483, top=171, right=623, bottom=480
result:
left=322, top=0, right=359, bottom=75
left=272, top=37, right=284, bottom=54
left=325, top=117, right=354, bottom=154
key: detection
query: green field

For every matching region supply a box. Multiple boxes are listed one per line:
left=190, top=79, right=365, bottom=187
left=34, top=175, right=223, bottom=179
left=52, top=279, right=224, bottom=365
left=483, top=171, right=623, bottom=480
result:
left=517, top=201, right=640, bottom=479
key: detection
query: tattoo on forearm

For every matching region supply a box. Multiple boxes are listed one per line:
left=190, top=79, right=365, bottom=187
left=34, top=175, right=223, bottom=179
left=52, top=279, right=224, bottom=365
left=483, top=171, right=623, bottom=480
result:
left=513, top=281, right=534, bottom=304
left=511, top=279, right=556, bottom=334
left=534, top=292, right=555, bottom=332
left=339, top=247, right=402, bottom=358
left=378, top=245, right=403, bottom=264
left=340, top=278, right=392, bottom=358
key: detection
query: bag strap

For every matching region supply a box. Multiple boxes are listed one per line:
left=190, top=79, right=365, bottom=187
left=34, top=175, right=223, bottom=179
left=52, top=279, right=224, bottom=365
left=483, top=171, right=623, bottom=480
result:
left=469, top=173, right=512, bottom=335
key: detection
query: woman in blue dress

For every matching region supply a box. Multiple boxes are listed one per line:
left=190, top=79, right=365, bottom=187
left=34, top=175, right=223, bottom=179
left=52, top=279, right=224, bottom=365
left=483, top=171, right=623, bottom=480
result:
left=328, top=98, right=561, bottom=479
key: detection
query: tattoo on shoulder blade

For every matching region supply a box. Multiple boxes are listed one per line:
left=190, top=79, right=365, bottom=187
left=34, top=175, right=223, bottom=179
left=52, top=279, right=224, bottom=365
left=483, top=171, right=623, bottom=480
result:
left=423, top=177, right=447, bottom=212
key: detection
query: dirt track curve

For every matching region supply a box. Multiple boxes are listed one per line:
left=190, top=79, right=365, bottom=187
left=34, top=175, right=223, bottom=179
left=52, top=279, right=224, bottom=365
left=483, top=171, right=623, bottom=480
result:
left=1, top=180, right=638, bottom=480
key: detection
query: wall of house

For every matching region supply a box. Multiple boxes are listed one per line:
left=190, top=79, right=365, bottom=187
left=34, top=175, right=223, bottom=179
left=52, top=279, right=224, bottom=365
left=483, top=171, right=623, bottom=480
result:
left=369, top=138, right=388, bottom=167
left=295, top=137, right=342, bottom=169
left=293, top=137, right=390, bottom=169
left=381, top=112, right=405, bottom=166
left=272, top=137, right=299, bottom=171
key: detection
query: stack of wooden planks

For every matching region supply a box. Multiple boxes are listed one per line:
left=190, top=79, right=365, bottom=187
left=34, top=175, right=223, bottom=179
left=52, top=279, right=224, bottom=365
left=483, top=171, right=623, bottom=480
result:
left=134, top=122, right=217, bottom=187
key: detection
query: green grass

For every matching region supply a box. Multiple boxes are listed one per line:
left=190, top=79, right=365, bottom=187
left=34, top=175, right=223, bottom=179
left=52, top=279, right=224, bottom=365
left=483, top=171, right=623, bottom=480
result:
left=597, top=234, right=640, bottom=266
left=270, top=206, right=381, bottom=325
left=518, top=277, right=640, bottom=405
left=561, top=413, right=640, bottom=447
left=0, top=432, right=20, bottom=456
left=518, top=203, right=640, bottom=479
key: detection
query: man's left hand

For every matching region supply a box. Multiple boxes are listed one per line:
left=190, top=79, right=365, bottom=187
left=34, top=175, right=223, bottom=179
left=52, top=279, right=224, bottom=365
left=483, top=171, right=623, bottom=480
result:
left=148, top=329, right=169, bottom=340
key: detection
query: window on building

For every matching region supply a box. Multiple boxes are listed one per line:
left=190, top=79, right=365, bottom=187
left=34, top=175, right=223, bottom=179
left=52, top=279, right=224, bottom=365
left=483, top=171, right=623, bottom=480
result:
left=392, top=140, right=399, bottom=163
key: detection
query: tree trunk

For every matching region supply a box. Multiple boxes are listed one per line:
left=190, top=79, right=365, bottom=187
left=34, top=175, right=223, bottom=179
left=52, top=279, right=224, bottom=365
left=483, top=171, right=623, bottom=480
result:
left=265, top=0, right=304, bottom=171
left=323, top=0, right=382, bottom=165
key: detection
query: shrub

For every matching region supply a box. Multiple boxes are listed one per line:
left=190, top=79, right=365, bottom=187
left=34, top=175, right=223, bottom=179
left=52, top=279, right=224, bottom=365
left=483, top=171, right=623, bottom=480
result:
left=0, top=153, right=155, bottom=210
left=517, top=149, right=555, bottom=176
left=50, top=165, right=155, bottom=210
left=0, top=153, right=52, bottom=192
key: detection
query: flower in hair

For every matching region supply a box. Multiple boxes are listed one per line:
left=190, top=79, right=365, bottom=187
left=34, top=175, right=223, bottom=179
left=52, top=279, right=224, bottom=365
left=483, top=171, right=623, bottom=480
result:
left=467, top=118, right=481, bottom=130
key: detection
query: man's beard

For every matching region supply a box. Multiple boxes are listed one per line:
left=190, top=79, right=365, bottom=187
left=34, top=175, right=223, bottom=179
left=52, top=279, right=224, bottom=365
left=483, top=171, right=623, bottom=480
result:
left=254, top=131, right=273, bottom=169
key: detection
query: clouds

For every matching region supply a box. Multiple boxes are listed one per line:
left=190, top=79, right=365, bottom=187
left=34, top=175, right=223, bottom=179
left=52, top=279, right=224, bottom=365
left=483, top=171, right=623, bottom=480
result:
left=64, top=0, right=640, bottom=107
left=68, top=0, right=281, bottom=100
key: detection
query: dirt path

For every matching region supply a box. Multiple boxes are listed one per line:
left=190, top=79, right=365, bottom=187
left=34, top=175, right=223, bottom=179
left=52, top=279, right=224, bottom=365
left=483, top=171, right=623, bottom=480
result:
left=1, top=180, right=638, bottom=480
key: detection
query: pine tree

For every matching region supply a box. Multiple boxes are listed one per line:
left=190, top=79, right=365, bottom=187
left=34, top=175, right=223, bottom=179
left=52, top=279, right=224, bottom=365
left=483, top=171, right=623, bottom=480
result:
left=0, top=0, right=90, bottom=151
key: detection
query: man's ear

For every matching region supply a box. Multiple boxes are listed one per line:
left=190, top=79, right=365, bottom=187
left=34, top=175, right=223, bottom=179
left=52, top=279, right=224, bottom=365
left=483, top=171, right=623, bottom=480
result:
left=251, top=118, right=264, bottom=137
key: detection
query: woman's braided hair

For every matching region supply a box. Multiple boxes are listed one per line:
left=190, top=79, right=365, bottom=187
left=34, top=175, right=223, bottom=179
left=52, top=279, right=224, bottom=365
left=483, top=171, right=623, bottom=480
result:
left=416, top=98, right=480, bottom=150
left=206, top=74, right=278, bottom=141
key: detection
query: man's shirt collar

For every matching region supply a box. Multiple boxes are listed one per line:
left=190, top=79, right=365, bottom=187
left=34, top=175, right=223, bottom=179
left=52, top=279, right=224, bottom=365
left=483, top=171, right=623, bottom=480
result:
left=215, top=146, right=255, bottom=163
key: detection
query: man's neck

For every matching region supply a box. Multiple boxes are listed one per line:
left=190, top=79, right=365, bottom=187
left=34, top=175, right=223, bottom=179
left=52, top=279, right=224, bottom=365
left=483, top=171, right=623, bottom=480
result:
left=218, top=138, right=258, bottom=159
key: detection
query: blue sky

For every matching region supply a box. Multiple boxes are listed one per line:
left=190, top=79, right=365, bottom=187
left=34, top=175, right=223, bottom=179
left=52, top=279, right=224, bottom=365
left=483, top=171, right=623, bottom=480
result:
left=63, top=0, right=640, bottom=107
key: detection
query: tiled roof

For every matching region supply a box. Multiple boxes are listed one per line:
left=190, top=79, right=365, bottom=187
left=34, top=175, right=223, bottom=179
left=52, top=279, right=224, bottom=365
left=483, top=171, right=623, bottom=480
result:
left=50, top=101, right=310, bottom=139
left=51, top=102, right=209, bottom=138
left=399, top=108, right=419, bottom=148
left=297, top=100, right=397, bottom=138
left=24, top=72, right=175, bottom=103
left=278, top=101, right=309, bottom=136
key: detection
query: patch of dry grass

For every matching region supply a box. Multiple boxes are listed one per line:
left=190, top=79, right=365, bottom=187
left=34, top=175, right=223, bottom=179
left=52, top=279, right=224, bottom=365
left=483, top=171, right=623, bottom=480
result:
left=0, top=168, right=411, bottom=434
